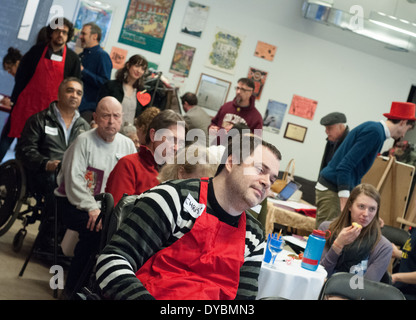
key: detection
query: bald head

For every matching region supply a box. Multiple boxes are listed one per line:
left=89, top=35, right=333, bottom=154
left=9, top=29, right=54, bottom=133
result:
left=93, top=96, right=123, bottom=142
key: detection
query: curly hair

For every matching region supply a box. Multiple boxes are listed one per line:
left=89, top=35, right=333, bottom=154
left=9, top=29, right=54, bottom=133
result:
left=46, top=17, right=75, bottom=43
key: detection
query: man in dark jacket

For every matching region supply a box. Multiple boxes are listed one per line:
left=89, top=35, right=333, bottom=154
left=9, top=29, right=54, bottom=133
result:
left=16, top=77, right=90, bottom=195
left=15, top=77, right=90, bottom=251
left=319, top=112, right=349, bottom=173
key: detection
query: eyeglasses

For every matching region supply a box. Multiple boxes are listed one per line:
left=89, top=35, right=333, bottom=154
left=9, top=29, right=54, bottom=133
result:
left=53, top=29, right=68, bottom=36
left=235, top=86, right=253, bottom=93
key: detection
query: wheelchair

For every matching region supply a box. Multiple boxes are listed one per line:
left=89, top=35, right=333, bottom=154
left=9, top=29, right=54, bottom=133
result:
left=0, top=159, right=50, bottom=252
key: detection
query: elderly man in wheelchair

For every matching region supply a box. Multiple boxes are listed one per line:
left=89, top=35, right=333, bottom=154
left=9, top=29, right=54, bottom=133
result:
left=0, top=77, right=89, bottom=252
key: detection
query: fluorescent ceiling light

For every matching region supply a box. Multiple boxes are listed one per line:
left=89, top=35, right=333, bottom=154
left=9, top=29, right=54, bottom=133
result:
left=369, top=11, right=416, bottom=38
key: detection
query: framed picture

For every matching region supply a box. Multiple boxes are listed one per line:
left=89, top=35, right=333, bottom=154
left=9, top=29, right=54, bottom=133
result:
left=119, top=0, right=175, bottom=54
left=284, top=122, right=308, bottom=143
left=169, top=43, right=196, bottom=77
left=196, top=73, right=231, bottom=111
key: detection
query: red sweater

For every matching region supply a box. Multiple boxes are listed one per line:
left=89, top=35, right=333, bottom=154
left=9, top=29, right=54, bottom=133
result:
left=211, top=95, right=263, bottom=132
left=105, top=145, right=159, bottom=205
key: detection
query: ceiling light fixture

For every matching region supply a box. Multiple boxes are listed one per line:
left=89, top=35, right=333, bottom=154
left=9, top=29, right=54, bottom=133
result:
left=369, top=11, right=416, bottom=38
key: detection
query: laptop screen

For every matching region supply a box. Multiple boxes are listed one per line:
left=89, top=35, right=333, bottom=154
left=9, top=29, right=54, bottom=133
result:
left=278, top=181, right=301, bottom=201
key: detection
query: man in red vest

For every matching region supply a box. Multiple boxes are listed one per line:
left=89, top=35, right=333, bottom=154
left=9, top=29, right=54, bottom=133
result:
left=0, top=17, right=81, bottom=162
left=96, top=134, right=281, bottom=300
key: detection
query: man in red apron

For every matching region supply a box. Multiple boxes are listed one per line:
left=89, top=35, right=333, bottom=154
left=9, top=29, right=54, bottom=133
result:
left=0, top=17, right=80, bottom=161
left=96, top=135, right=281, bottom=300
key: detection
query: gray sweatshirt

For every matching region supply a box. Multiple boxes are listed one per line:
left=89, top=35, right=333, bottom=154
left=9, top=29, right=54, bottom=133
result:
left=55, top=128, right=136, bottom=212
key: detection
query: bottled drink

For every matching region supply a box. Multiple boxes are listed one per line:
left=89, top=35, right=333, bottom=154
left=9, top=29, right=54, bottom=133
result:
left=301, top=229, right=328, bottom=271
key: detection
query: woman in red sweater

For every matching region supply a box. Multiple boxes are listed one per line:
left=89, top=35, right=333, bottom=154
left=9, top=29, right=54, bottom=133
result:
left=105, top=110, right=186, bottom=205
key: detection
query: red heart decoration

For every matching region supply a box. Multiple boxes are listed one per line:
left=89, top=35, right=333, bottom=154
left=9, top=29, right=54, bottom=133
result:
left=137, top=92, right=151, bottom=106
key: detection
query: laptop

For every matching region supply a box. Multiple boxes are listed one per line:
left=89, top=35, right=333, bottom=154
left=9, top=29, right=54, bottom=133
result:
left=276, top=180, right=302, bottom=201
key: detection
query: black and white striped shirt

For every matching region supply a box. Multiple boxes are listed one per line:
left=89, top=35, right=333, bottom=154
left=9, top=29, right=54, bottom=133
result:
left=96, top=178, right=266, bottom=300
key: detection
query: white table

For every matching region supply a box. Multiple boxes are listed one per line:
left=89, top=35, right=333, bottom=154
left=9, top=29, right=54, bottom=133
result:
left=257, top=250, right=327, bottom=300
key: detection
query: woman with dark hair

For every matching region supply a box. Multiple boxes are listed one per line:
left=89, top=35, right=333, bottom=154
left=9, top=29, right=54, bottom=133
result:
left=2, top=47, right=22, bottom=77
left=318, top=183, right=393, bottom=281
left=1, top=47, right=22, bottom=107
left=97, top=54, right=149, bottom=125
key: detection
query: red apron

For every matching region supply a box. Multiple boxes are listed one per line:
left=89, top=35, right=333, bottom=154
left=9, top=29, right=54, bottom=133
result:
left=136, top=178, right=246, bottom=300
left=9, top=46, right=66, bottom=138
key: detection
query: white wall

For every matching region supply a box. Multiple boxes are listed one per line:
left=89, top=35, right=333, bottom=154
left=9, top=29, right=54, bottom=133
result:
left=53, top=0, right=416, bottom=180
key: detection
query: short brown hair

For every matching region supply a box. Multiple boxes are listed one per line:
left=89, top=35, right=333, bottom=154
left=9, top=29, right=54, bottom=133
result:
left=145, top=110, right=187, bottom=144
left=215, top=134, right=281, bottom=176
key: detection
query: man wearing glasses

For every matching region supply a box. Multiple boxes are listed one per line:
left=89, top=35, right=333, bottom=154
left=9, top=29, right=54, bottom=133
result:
left=209, top=78, right=263, bottom=143
left=0, top=17, right=81, bottom=163
left=55, top=96, right=136, bottom=298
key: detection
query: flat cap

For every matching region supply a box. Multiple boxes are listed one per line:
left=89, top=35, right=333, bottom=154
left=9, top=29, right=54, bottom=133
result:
left=320, top=112, right=347, bottom=126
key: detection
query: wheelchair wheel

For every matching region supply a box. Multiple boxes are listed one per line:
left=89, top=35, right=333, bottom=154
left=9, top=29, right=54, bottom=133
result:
left=0, top=160, right=26, bottom=236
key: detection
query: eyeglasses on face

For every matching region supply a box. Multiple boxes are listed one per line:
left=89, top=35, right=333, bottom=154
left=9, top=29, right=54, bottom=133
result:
left=235, top=86, right=253, bottom=93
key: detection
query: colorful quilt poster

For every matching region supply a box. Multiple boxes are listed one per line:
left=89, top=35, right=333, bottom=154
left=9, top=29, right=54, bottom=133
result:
left=119, top=0, right=175, bottom=54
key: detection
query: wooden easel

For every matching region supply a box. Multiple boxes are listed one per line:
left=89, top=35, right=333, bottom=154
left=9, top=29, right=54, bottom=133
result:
left=362, top=156, right=415, bottom=228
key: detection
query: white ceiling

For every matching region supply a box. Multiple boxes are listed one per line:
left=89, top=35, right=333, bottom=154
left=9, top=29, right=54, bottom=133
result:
left=267, top=0, right=416, bottom=70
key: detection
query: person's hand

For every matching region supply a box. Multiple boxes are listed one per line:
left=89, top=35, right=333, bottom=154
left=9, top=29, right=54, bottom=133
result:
left=392, top=243, right=402, bottom=259
left=208, top=125, right=220, bottom=133
left=0, top=97, right=11, bottom=107
left=334, top=225, right=361, bottom=249
left=45, top=159, right=61, bottom=172
left=87, top=208, right=102, bottom=232
left=379, top=217, right=385, bottom=228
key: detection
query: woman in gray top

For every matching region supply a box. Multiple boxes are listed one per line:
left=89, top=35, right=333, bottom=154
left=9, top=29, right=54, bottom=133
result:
left=318, top=183, right=392, bottom=282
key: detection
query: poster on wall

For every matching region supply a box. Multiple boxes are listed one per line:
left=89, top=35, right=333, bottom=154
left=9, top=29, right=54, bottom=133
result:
left=119, top=0, right=175, bottom=54
left=169, top=43, right=196, bottom=77
left=289, top=94, right=318, bottom=120
left=181, top=1, right=209, bottom=38
left=206, top=28, right=244, bottom=75
left=70, top=0, right=114, bottom=53
left=247, top=67, right=267, bottom=100
left=254, top=41, right=277, bottom=61
left=263, top=100, right=287, bottom=134
left=110, top=47, right=128, bottom=70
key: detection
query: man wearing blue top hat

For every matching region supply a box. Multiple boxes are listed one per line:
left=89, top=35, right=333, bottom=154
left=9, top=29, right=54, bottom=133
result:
left=315, top=102, right=416, bottom=227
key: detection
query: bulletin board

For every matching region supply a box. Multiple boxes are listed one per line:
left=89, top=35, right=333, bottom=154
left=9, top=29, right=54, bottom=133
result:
left=361, top=156, right=415, bottom=228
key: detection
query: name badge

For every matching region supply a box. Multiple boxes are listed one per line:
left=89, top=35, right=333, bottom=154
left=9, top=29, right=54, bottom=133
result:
left=50, top=54, right=63, bottom=62
left=45, top=126, right=58, bottom=136
left=183, top=193, right=205, bottom=219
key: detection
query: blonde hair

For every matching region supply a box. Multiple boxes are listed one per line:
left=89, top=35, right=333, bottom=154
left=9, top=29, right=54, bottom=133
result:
left=158, top=144, right=220, bottom=182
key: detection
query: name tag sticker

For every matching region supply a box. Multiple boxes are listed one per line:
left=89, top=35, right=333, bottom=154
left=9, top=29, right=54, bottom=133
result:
left=183, top=193, right=205, bottom=218
left=45, top=126, right=58, bottom=136
left=50, top=54, right=63, bottom=62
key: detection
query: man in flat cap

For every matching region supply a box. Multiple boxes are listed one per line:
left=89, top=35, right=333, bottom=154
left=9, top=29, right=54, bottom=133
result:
left=315, top=102, right=416, bottom=228
left=319, top=112, right=349, bottom=174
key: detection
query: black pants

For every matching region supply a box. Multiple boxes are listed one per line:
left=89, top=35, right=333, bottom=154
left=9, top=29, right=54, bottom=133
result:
left=57, top=196, right=101, bottom=295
